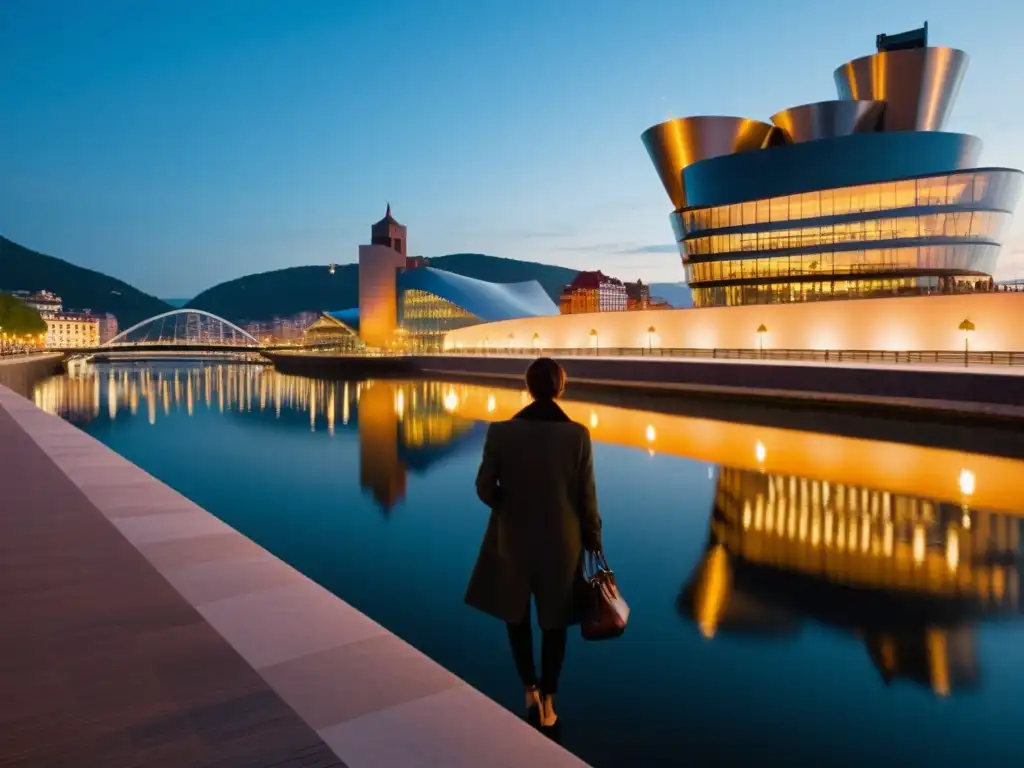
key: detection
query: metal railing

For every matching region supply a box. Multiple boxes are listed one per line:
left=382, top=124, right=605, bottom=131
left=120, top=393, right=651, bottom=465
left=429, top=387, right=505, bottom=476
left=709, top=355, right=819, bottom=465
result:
left=441, top=346, right=1024, bottom=368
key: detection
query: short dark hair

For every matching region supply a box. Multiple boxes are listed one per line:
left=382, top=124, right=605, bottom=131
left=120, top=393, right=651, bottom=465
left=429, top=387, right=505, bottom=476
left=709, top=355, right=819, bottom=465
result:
left=525, top=357, right=566, bottom=401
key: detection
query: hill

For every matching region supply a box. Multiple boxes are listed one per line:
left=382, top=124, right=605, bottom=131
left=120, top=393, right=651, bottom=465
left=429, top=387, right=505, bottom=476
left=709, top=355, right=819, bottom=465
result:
left=187, top=254, right=580, bottom=323
left=649, top=282, right=693, bottom=308
left=0, top=236, right=171, bottom=327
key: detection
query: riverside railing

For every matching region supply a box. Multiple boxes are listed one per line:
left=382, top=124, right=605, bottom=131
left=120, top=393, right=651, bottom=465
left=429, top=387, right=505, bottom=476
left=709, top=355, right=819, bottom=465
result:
left=441, top=346, right=1024, bottom=368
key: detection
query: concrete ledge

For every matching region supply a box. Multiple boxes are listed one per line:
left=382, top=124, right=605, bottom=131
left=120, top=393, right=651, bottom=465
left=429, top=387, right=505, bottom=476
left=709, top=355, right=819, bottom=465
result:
left=411, top=354, right=1024, bottom=424
left=0, top=384, right=587, bottom=768
left=0, top=352, right=64, bottom=397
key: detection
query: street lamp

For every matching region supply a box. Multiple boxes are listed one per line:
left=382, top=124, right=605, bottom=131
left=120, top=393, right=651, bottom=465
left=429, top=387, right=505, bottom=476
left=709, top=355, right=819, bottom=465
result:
left=959, top=318, right=974, bottom=367
left=589, top=328, right=598, bottom=355
left=532, top=332, right=540, bottom=350
left=756, top=324, right=768, bottom=357
left=508, top=332, right=515, bottom=352
left=647, top=325, right=656, bottom=352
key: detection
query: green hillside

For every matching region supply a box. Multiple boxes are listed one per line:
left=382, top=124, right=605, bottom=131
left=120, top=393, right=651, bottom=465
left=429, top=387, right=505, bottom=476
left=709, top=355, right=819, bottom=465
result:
left=187, top=264, right=360, bottom=322
left=0, top=236, right=170, bottom=327
left=187, top=254, right=580, bottom=322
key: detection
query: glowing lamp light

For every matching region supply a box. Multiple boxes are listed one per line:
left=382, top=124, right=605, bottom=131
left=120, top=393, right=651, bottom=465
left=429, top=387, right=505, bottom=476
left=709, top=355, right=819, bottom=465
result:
left=756, top=324, right=768, bottom=354
left=532, top=332, right=540, bottom=349
left=959, top=468, right=976, bottom=497
left=589, top=410, right=599, bottom=429
left=959, top=318, right=975, bottom=367
left=645, top=424, right=656, bottom=443
left=589, top=328, right=599, bottom=349
left=486, top=394, right=496, bottom=413
left=443, top=390, right=459, bottom=412
left=755, top=441, right=767, bottom=463
left=394, top=390, right=405, bottom=416
left=647, top=325, right=657, bottom=350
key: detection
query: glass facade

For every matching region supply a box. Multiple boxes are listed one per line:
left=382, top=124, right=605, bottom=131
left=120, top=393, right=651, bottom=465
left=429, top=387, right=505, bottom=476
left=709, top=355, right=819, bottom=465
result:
left=399, top=289, right=480, bottom=352
left=676, top=170, right=1020, bottom=235
left=675, top=169, right=1021, bottom=308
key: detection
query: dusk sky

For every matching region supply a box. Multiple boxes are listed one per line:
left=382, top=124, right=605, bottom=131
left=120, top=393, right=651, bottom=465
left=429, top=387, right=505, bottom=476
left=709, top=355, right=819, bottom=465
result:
left=2, top=0, right=1022, bottom=298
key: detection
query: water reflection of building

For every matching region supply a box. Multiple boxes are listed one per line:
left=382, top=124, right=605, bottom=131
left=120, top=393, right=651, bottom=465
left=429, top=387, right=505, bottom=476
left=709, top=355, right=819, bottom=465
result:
left=357, top=380, right=480, bottom=512
left=681, top=465, right=1022, bottom=697
left=32, top=366, right=484, bottom=514
left=357, top=382, right=405, bottom=513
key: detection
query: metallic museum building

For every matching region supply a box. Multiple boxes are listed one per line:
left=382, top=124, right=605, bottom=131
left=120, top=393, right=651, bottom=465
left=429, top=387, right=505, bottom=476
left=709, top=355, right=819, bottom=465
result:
left=641, top=24, right=1022, bottom=309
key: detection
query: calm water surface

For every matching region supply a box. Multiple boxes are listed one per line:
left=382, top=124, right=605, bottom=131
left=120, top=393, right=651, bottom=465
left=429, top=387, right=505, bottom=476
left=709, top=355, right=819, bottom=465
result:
left=35, top=362, right=1024, bottom=766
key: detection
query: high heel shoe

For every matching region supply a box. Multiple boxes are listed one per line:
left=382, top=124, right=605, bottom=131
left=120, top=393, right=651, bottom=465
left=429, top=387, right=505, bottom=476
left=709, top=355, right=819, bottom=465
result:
left=524, top=685, right=542, bottom=716
left=539, top=693, right=559, bottom=728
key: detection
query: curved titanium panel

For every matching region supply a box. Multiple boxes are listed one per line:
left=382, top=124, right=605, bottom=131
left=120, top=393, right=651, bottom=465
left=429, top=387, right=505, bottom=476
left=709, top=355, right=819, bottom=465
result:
left=834, top=47, right=968, bottom=132
left=397, top=267, right=558, bottom=322
left=770, top=100, right=884, bottom=143
left=326, top=307, right=360, bottom=331
left=641, top=116, right=776, bottom=209
left=682, top=131, right=982, bottom=209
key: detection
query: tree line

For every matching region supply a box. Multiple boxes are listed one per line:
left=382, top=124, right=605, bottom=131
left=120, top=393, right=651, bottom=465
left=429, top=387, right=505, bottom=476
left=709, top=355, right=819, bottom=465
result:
left=0, top=294, right=47, bottom=336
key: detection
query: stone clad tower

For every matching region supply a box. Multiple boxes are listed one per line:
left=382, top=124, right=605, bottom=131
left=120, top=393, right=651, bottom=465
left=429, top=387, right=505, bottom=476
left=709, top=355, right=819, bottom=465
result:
left=370, top=203, right=407, bottom=257
left=358, top=204, right=409, bottom=348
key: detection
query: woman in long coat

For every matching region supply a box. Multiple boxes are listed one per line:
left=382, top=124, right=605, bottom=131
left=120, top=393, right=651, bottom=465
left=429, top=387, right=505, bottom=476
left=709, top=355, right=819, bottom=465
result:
left=465, top=358, right=603, bottom=728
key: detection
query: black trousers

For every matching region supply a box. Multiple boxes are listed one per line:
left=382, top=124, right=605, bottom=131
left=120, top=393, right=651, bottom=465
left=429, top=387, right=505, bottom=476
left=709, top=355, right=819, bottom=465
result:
left=506, top=603, right=567, bottom=695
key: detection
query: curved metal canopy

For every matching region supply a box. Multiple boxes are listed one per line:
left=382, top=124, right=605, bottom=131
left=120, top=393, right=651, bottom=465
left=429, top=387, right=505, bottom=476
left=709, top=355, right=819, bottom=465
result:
left=834, top=47, right=968, bottom=132
left=770, top=100, right=884, bottom=143
left=641, top=116, right=777, bottom=209
left=398, top=268, right=558, bottom=321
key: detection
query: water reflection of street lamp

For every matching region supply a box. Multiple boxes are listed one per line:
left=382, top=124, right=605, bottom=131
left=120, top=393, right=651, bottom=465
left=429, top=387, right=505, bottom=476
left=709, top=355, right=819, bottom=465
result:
left=756, top=324, right=768, bottom=357
left=443, top=389, right=459, bottom=412
left=959, top=318, right=974, bottom=368
left=647, top=325, right=656, bottom=352
left=590, top=328, right=598, bottom=354
left=959, top=467, right=975, bottom=529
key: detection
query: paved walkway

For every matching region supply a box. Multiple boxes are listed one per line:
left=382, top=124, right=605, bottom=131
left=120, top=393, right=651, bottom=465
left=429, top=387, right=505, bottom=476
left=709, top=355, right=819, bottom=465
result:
left=0, top=384, right=587, bottom=767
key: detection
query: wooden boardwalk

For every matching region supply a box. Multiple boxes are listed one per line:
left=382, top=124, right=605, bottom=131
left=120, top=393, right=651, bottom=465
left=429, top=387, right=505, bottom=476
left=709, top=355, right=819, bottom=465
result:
left=0, top=403, right=345, bottom=767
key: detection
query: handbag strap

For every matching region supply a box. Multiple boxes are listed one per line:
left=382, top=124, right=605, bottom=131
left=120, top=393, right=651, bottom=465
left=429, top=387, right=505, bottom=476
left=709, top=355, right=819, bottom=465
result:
left=585, top=549, right=612, bottom=579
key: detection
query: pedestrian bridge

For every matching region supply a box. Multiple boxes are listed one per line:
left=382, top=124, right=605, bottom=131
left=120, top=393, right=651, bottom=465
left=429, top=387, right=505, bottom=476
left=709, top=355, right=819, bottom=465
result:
left=61, top=309, right=267, bottom=357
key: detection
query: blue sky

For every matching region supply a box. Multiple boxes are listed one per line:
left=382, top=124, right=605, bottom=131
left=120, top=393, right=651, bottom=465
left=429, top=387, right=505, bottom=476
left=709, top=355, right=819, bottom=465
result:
left=2, top=0, right=1022, bottom=297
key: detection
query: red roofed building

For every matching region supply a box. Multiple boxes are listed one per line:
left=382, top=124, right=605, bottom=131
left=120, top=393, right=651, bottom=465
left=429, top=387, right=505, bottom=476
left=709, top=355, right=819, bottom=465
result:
left=559, top=270, right=627, bottom=314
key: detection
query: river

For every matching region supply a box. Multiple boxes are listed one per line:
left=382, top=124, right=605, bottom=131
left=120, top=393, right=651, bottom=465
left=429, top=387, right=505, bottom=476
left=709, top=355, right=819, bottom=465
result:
left=33, top=361, right=1024, bottom=766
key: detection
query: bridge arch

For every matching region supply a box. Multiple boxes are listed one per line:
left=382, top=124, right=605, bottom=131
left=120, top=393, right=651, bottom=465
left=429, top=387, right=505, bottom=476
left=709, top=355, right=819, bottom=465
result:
left=104, top=308, right=260, bottom=347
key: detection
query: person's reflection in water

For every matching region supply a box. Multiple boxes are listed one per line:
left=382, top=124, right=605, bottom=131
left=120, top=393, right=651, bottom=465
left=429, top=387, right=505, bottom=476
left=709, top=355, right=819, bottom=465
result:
left=465, top=358, right=603, bottom=732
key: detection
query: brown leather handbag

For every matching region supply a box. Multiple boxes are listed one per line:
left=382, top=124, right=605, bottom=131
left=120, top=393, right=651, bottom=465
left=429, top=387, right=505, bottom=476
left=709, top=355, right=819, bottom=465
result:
left=580, top=551, right=630, bottom=641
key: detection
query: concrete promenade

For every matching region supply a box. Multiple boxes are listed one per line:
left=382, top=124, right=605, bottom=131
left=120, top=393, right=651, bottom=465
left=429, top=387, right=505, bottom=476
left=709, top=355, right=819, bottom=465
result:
left=0, top=383, right=587, bottom=767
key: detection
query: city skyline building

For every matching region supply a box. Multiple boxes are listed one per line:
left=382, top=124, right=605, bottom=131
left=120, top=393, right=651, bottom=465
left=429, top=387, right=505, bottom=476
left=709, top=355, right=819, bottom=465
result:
left=559, top=271, right=627, bottom=314
left=625, top=279, right=651, bottom=311
left=43, top=311, right=100, bottom=348
left=641, top=23, right=1022, bottom=309
left=7, top=289, right=63, bottom=314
